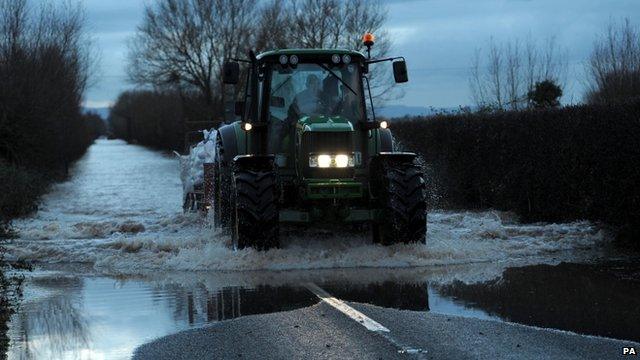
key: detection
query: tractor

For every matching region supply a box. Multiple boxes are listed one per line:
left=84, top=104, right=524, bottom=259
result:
left=210, top=33, right=426, bottom=250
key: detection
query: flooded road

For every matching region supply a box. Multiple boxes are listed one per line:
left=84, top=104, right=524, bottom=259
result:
left=4, top=139, right=639, bottom=359
left=7, top=262, right=640, bottom=359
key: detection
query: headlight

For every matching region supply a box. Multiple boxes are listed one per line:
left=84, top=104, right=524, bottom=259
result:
left=335, top=154, right=349, bottom=168
left=317, top=155, right=332, bottom=168
left=309, top=154, right=355, bottom=168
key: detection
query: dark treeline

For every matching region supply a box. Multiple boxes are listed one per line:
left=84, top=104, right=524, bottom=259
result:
left=108, top=90, right=212, bottom=151
left=0, top=0, right=102, bottom=227
left=392, top=99, right=640, bottom=240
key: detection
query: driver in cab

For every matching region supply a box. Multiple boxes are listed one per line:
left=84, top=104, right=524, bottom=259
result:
left=292, top=74, right=321, bottom=115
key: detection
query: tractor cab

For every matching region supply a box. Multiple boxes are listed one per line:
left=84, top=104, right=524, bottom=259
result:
left=223, top=48, right=406, bottom=176
left=261, top=50, right=365, bottom=161
left=213, top=34, right=424, bottom=251
left=257, top=50, right=369, bottom=190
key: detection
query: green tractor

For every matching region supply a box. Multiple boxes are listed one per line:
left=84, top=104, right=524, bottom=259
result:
left=211, top=34, right=426, bottom=250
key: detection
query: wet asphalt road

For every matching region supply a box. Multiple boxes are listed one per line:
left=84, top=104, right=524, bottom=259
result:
left=134, top=289, right=636, bottom=360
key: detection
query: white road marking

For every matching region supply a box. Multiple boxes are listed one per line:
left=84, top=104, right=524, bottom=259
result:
left=305, top=282, right=428, bottom=357
left=305, top=282, right=390, bottom=333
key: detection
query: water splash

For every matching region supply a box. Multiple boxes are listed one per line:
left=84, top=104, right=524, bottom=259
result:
left=5, top=140, right=611, bottom=275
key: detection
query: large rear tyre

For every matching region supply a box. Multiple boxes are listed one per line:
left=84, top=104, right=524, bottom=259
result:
left=372, top=160, right=427, bottom=245
left=231, top=168, right=280, bottom=250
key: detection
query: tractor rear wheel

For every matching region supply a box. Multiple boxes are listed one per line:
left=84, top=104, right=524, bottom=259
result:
left=372, top=160, right=426, bottom=245
left=231, top=168, right=280, bottom=250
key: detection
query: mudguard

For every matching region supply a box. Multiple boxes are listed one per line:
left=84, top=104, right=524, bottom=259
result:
left=379, top=128, right=394, bottom=152
left=372, top=152, right=417, bottom=165
left=217, top=122, right=241, bottom=164
left=233, top=155, right=275, bottom=172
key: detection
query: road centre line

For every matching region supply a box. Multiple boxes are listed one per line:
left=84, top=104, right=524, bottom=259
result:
left=304, top=282, right=428, bottom=357
left=304, top=282, right=390, bottom=332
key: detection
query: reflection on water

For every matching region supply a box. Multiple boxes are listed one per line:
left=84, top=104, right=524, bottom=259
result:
left=6, top=261, right=640, bottom=359
left=323, top=281, right=430, bottom=311
left=437, top=261, right=640, bottom=342
left=6, top=266, right=488, bottom=360
left=8, top=276, right=89, bottom=360
left=174, top=285, right=318, bottom=324
left=7, top=276, right=320, bottom=360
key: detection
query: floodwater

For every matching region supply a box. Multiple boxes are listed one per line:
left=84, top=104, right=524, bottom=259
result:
left=7, top=261, right=640, bottom=359
left=3, top=139, right=638, bottom=359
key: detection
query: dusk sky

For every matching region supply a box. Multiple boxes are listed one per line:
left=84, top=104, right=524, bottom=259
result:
left=82, top=0, right=638, bottom=109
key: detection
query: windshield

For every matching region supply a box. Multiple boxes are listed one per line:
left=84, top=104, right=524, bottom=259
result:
left=268, top=63, right=363, bottom=123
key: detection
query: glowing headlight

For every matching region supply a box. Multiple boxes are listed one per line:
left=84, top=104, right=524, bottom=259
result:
left=331, top=54, right=341, bottom=64
left=335, top=154, right=349, bottom=168
left=317, top=155, right=332, bottom=168
left=309, top=154, right=355, bottom=168
left=342, top=54, right=351, bottom=64
left=289, top=55, right=299, bottom=65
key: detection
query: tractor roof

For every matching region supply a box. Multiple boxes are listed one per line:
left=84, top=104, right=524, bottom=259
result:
left=257, top=48, right=366, bottom=61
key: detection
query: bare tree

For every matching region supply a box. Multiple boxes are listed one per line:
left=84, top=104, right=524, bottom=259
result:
left=289, top=0, right=343, bottom=48
left=255, top=0, right=292, bottom=51
left=488, top=39, right=504, bottom=109
left=127, top=0, right=255, bottom=110
left=0, top=0, right=27, bottom=55
left=470, top=36, right=567, bottom=111
left=342, top=0, right=395, bottom=103
left=586, top=18, right=640, bottom=104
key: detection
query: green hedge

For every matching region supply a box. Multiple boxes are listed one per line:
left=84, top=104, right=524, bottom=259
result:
left=392, top=101, right=640, bottom=237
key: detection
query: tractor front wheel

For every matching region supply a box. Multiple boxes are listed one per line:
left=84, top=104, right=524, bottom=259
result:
left=372, top=160, right=427, bottom=245
left=231, top=168, right=280, bottom=250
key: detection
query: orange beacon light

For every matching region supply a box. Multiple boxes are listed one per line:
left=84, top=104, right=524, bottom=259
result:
left=362, top=32, right=375, bottom=58
left=362, top=32, right=375, bottom=47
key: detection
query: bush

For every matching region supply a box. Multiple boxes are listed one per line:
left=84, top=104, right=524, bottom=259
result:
left=392, top=100, right=640, bottom=238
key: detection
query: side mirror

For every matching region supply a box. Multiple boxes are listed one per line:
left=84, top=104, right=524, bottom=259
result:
left=234, top=101, right=245, bottom=116
left=270, top=96, right=285, bottom=108
left=223, top=62, right=240, bottom=85
left=392, top=60, right=408, bottom=83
